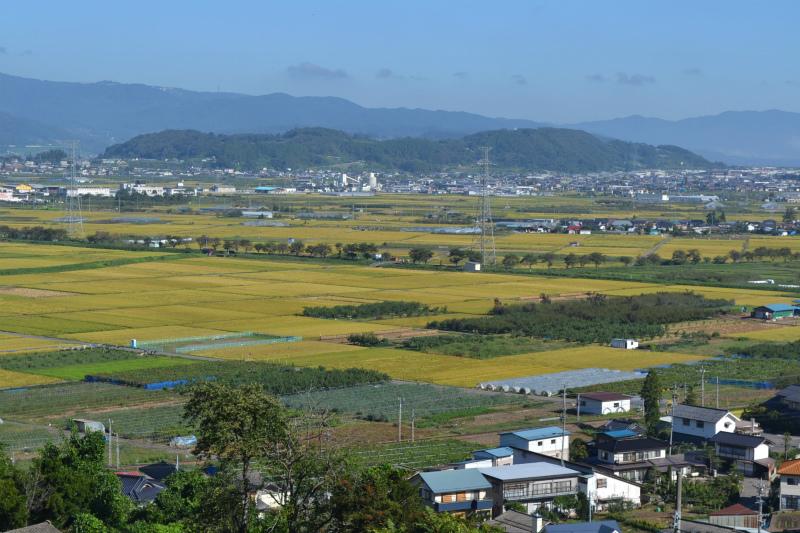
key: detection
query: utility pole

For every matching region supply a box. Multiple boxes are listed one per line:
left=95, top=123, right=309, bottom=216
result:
left=756, top=481, right=767, bottom=533
left=108, top=419, right=113, bottom=468
left=398, top=397, right=402, bottom=442
left=116, top=430, right=120, bottom=470
left=561, top=383, right=567, bottom=467
left=576, top=393, right=581, bottom=423
left=716, top=377, right=720, bottom=409
left=669, top=385, right=677, bottom=455
left=411, top=410, right=415, bottom=443
left=673, top=471, right=683, bottom=533
left=698, top=366, right=708, bottom=406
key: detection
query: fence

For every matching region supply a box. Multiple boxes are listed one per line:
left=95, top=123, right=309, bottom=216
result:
left=174, top=336, right=302, bottom=354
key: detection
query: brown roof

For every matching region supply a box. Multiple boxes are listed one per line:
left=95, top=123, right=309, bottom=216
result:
left=581, top=392, right=633, bottom=402
left=709, top=503, right=758, bottom=516
left=778, top=458, right=800, bottom=475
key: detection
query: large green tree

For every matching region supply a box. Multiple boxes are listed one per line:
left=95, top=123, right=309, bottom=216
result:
left=0, top=444, right=27, bottom=531
left=640, top=372, right=662, bottom=433
left=183, top=383, right=289, bottom=533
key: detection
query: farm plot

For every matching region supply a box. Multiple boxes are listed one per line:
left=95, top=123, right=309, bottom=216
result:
left=280, top=382, right=531, bottom=422
left=61, top=326, right=231, bottom=345
left=727, top=325, right=800, bottom=341
left=495, top=233, right=587, bottom=252
left=207, top=340, right=365, bottom=361
left=30, top=357, right=197, bottom=381
left=0, top=336, right=80, bottom=354
left=658, top=239, right=746, bottom=258
left=0, top=369, right=62, bottom=388
left=278, top=345, right=705, bottom=388
left=191, top=315, right=386, bottom=337
left=0, top=381, right=184, bottom=424
left=0, top=423, right=62, bottom=453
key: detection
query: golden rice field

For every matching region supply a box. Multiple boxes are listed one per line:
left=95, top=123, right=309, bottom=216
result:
left=726, top=325, right=800, bottom=341
left=0, top=369, right=62, bottom=389
left=658, top=239, right=746, bottom=258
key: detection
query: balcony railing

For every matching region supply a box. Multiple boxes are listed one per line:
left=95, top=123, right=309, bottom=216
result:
left=503, top=486, right=576, bottom=501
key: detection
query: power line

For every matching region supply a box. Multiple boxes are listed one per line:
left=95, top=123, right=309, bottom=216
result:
left=472, top=147, right=496, bottom=266
left=62, top=140, right=84, bottom=237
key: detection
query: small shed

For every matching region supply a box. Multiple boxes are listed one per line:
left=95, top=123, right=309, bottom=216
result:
left=708, top=503, right=759, bottom=529
left=71, top=418, right=105, bottom=434
left=611, top=338, right=638, bottom=349
left=465, top=261, right=481, bottom=272
left=579, top=392, right=633, bottom=415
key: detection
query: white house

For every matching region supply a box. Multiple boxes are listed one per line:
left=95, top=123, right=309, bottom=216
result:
left=472, top=447, right=515, bottom=467
left=610, top=339, right=638, bottom=350
left=591, top=471, right=642, bottom=511
left=499, top=427, right=569, bottom=460
left=671, top=404, right=739, bottom=442
left=579, top=392, right=632, bottom=415
left=779, top=459, right=800, bottom=510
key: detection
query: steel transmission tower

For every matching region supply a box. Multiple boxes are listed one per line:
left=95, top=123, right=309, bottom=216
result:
left=62, top=140, right=84, bottom=237
left=472, top=146, right=496, bottom=266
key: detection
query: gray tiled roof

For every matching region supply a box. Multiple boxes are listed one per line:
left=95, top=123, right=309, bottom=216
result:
left=709, top=432, right=766, bottom=448
left=5, top=523, right=63, bottom=533
left=672, top=404, right=734, bottom=423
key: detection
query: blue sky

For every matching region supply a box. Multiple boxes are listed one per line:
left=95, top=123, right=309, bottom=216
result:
left=2, top=1, right=798, bottom=123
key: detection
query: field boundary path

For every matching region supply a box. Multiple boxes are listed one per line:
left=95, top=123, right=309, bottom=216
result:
left=0, top=330, right=84, bottom=344
left=638, top=235, right=672, bottom=263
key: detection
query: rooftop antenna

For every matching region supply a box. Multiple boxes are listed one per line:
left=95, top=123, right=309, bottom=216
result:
left=62, top=140, right=84, bottom=237
left=472, top=146, right=496, bottom=266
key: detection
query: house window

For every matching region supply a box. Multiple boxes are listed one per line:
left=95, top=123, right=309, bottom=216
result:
left=538, top=441, right=543, bottom=446
left=601, top=452, right=609, bottom=460
left=504, top=483, right=526, bottom=499
left=551, top=439, right=556, bottom=444
left=682, top=418, right=690, bottom=426
left=597, top=479, right=608, bottom=488
left=784, top=495, right=800, bottom=509
left=696, top=421, right=705, bottom=428
left=613, top=403, right=620, bottom=408
left=789, top=478, right=798, bottom=486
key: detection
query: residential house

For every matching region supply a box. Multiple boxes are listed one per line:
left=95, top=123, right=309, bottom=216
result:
left=479, top=463, right=581, bottom=516
left=596, top=420, right=646, bottom=435
left=578, top=393, right=632, bottom=415
left=670, top=404, right=739, bottom=444
left=592, top=431, right=668, bottom=482
left=544, top=521, right=621, bottom=533
left=487, top=509, right=545, bottom=533
left=472, top=447, right=515, bottom=467
left=5, top=523, right=64, bottom=533
left=509, top=448, right=642, bottom=512
left=708, top=432, right=774, bottom=478
left=409, top=468, right=493, bottom=515
left=499, top=427, right=569, bottom=461
left=138, top=460, right=178, bottom=482
left=116, top=472, right=166, bottom=503
left=778, top=458, right=800, bottom=510
left=776, top=384, right=800, bottom=410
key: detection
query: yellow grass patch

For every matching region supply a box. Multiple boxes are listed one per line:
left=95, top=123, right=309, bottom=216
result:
left=0, top=336, right=80, bottom=353
left=727, top=325, right=800, bottom=341
left=0, top=369, right=62, bottom=388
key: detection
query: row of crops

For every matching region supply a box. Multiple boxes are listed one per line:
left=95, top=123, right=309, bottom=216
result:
left=279, top=382, right=535, bottom=422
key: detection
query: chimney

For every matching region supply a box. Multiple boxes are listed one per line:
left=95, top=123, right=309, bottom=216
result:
left=532, top=514, right=544, bottom=533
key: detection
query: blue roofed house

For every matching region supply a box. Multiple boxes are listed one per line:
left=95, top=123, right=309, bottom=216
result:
left=479, top=463, right=581, bottom=516
left=544, top=520, right=621, bottom=533
left=473, top=447, right=515, bottom=467
left=409, top=469, right=493, bottom=515
left=499, top=427, right=569, bottom=461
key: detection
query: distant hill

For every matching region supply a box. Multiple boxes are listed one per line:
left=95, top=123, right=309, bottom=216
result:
left=2, top=72, right=798, bottom=165
left=569, top=110, right=800, bottom=166
left=102, top=127, right=720, bottom=173
left=0, top=111, right=73, bottom=148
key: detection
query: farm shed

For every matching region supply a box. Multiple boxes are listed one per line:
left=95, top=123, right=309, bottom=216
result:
left=610, top=338, right=638, bottom=350
left=465, top=261, right=481, bottom=272
left=752, top=303, right=800, bottom=320
left=579, top=392, right=632, bottom=415
left=71, top=418, right=105, bottom=434
left=708, top=503, right=759, bottom=529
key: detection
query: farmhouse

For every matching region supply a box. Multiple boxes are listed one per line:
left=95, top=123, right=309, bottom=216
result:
left=499, top=427, right=569, bottom=460
left=776, top=384, right=800, bottom=410
left=579, top=392, right=632, bottom=415
left=409, top=468, right=493, bottom=514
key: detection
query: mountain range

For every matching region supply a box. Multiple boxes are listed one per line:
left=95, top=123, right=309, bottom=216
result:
left=1, top=72, right=799, bottom=166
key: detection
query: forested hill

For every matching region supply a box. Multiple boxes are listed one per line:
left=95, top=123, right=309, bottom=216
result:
left=102, top=127, right=721, bottom=173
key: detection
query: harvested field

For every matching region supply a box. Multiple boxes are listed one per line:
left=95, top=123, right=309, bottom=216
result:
left=0, top=287, right=75, bottom=298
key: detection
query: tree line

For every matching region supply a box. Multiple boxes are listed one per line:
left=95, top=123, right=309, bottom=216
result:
left=302, top=301, right=446, bottom=320
left=429, top=292, right=732, bottom=344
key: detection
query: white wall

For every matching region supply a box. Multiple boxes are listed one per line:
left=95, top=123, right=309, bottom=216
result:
left=674, top=414, right=737, bottom=440
left=500, top=434, right=569, bottom=460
